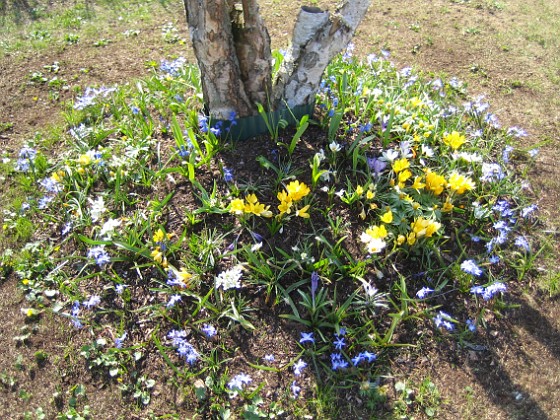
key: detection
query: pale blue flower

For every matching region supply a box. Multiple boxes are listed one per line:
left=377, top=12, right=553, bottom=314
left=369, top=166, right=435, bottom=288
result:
left=514, top=236, right=530, bottom=252
left=201, top=324, right=217, bottom=338
left=87, top=246, right=110, bottom=267
left=293, top=359, right=307, bottom=376
left=461, top=260, right=483, bottom=276
left=520, top=204, right=537, bottom=218
left=228, top=373, right=252, bottom=392
left=166, top=294, right=182, bottom=308
left=483, top=282, right=507, bottom=300
left=83, top=295, right=101, bottom=309
left=416, top=287, right=434, bottom=299
left=291, top=381, right=301, bottom=398
left=115, top=331, right=127, bottom=349
left=433, top=311, right=454, bottom=331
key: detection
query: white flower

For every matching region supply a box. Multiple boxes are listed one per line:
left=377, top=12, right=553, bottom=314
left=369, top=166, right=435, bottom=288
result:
left=89, top=196, right=107, bottom=223
left=329, top=141, right=342, bottom=153
left=99, top=218, right=121, bottom=239
left=421, top=144, right=434, bottom=158
left=452, top=151, right=482, bottom=163
left=380, top=149, right=399, bottom=162
left=360, top=232, right=387, bottom=254
left=314, top=149, right=326, bottom=162
left=216, top=266, right=243, bottom=290
left=251, top=242, right=263, bottom=252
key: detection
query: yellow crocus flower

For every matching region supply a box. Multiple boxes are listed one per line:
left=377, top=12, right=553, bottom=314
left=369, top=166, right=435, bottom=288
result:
left=153, top=228, right=166, bottom=243
left=392, top=158, right=410, bottom=174
left=229, top=198, right=246, bottom=215
left=443, top=131, right=466, bottom=150
left=295, top=204, right=311, bottom=219
left=447, top=172, right=475, bottom=195
left=380, top=209, right=393, bottom=224
left=425, top=169, right=446, bottom=196
left=286, top=180, right=310, bottom=202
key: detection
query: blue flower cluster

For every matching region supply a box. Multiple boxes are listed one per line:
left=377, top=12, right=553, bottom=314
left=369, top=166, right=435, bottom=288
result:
left=167, top=329, right=199, bottom=365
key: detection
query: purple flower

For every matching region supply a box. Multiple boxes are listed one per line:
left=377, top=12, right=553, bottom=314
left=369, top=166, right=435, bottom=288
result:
left=299, top=332, right=315, bottom=344
left=520, top=204, right=537, bottom=218
left=502, top=145, right=514, bottom=164
left=480, top=163, right=505, bottom=182
left=87, top=246, right=111, bottom=268
left=489, top=255, right=500, bottom=264
left=466, top=319, right=477, bottom=332
left=470, top=285, right=485, bottom=295
left=367, top=157, right=387, bottom=177
left=507, top=126, right=528, bottom=138
left=115, top=284, right=127, bottom=294
left=61, top=222, right=73, bottom=236
left=166, top=294, right=182, bottom=308
left=311, top=271, right=319, bottom=302
left=433, top=311, right=454, bottom=331
left=461, top=260, right=483, bottom=276
left=263, top=354, right=275, bottom=363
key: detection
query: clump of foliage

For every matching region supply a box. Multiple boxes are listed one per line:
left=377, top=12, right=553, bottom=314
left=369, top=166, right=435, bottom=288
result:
left=3, top=46, right=540, bottom=416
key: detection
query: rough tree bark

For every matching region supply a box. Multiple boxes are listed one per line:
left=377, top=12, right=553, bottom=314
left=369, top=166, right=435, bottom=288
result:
left=183, top=0, right=371, bottom=121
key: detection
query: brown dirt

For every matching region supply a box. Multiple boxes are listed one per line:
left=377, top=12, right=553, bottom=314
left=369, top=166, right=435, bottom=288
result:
left=1, top=0, right=559, bottom=418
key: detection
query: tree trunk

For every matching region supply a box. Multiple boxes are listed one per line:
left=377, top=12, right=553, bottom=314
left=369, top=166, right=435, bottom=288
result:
left=183, top=0, right=371, bottom=122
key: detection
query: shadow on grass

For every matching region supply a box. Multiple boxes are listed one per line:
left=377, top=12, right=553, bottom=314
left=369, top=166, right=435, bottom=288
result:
left=467, top=296, right=559, bottom=419
left=0, top=0, right=40, bottom=24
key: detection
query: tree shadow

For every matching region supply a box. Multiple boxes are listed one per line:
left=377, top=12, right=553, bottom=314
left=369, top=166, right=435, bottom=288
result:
left=466, top=295, right=560, bottom=419
left=0, top=0, right=40, bottom=25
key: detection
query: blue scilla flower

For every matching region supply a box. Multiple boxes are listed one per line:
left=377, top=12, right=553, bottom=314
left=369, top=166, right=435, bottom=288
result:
left=166, top=294, right=182, bottom=308
left=115, top=331, right=127, bottom=349
left=299, top=332, right=315, bottom=344
left=223, top=167, right=234, bottom=183
left=228, top=373, right=252, bottom=393
left=87, top=246, right=111, bottom=267
left=330, top=353, right=349, bottom=370
left=433, top=311, right=454, bottom=331
left=201, top=324, right=217, bottom=338
left=483, top=282, right=507, bottom=300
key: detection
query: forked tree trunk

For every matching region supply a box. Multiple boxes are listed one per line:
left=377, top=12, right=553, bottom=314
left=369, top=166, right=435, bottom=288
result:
left=183, top=0, right=371, bottom=121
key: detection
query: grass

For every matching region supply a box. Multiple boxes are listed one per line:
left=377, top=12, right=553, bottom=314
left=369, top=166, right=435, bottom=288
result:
left=1, top=0, right=559, bottom=418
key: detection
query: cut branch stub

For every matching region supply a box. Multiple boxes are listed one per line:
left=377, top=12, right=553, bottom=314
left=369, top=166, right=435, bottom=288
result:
left=275, top=0, right=371, bottom=109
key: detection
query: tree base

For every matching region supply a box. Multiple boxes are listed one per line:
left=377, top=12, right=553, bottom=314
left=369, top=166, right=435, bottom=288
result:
left=215, top=103, right=315, bottom=141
